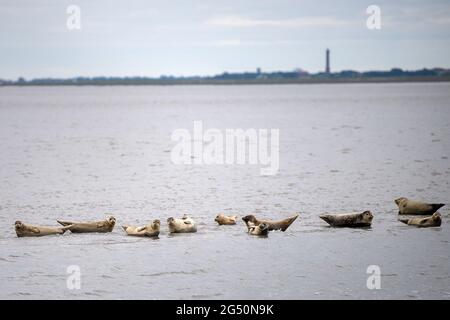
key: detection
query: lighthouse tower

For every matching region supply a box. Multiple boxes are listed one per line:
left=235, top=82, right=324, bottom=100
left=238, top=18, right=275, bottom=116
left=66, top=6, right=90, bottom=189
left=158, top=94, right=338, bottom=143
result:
left=325, top=49, right=330, bottom=74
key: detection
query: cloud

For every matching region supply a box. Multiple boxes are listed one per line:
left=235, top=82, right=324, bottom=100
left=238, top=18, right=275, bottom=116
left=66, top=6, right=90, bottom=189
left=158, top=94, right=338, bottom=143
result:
left=211, top=39, right=242, bottom=46
left=205, top=15, right=351, bottom=28
left=208, top=39, right=308, bottom=47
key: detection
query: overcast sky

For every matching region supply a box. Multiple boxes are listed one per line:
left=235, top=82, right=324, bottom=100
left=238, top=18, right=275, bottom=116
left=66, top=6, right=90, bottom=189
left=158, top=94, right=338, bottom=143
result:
left=1, top=0, right=450, bottom=79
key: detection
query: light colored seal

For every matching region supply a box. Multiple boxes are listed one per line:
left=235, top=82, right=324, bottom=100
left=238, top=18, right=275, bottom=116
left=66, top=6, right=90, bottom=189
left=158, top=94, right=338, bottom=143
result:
left=248, top=223, right=268, bottom=236
left=241, top=214, right=298, bottom=231
left=399, top=212, right=442, bottom=228
left=167, top=215, right=197, bottom=233
left=122, top=220, right=160, bottom=237
left=215, top=214, right=238, bottom=225
left=15, top=221, right=72, bottom=237
left=57, top=216, right=116, bottom=233
left=395, top=197, right=445, bottom=215
left=320, top=211, right=373, bottom=227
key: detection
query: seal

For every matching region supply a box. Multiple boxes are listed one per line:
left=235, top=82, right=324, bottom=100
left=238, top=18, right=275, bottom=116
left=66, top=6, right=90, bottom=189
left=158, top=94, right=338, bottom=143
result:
left=15, top=221, right=72, bottom=237
left=319, top=211, right=373, bottom=227
left=215, top=214, right=238, bottom=225
left=122, top=219, right=160, bottom=237
left=241, top=214, right=298, bottom=231
left=57, top=216, right=116, bottom=233
left=248, top=223, right=268, bottom=236
left=167, top=215, right=197, bottom=233
left=395, top=197, right=445, bottom=215
left=399, top=212, right=442, bottom=228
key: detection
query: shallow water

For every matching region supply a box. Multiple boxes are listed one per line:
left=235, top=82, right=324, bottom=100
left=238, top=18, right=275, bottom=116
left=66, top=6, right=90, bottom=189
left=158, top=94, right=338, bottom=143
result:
left=0, top=83, right=449, bottom=299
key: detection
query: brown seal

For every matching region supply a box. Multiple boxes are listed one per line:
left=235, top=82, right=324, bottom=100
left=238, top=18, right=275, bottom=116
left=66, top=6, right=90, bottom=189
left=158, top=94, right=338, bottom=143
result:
left=395, top=197, right=445, bottom=215
left=15, top=221, right=72, bottom=237
left=57, top=216, right=116, bottom=233
left=319, top=211, right=373, bottom=227
left=399, top=212, right=442, bottom=228
left=215, top=214, right=238, bottom=225
left=167, top=215, right=197, bottom=233
left=242, top=214, right=298, bottom=231
left=248, top=223, right=268, bottom=236
left=122, top=220, right=160, bottom=237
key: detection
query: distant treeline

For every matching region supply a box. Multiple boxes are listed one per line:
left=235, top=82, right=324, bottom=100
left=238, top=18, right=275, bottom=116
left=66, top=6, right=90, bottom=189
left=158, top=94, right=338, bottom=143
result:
left=1, top=68, right=450, bottom=86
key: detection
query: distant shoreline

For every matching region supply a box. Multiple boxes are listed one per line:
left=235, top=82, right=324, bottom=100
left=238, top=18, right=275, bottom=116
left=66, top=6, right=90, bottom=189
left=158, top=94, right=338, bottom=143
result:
left=2, top=76, right=450, bottom=86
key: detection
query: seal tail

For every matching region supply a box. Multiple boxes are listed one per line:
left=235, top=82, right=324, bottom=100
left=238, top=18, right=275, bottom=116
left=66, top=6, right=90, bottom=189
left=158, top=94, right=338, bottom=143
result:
left=319, top=215, right=333, bottom=225
left=61, top=224, right=74, bottom=233
left=57, top=220, right=73, bottom=226
left=431, top=203, right=445, bottom=211
left=280, top=214, right=299, bottom=231
left=398, top=219, right=409, bottom=225
left=122, top=226, right=129, bottom=231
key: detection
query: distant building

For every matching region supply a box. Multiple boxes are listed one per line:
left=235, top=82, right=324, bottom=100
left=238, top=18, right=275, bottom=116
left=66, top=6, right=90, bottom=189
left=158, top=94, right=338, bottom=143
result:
left=325, top=49, right=330, bottom=74
left=256, top=67, right=261, bottom=75
left=294, top=68, right=309, bottom=77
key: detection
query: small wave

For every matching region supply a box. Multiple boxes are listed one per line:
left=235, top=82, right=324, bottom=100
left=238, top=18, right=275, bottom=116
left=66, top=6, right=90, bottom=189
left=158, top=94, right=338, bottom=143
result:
left=138, top=269, right=206, bottom=277
left=191, top=293, right=223, bottom=299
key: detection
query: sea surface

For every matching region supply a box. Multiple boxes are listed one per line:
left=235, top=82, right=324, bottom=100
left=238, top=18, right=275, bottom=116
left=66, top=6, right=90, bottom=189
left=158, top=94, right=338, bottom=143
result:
left=0, top=83, right=449, bottom=299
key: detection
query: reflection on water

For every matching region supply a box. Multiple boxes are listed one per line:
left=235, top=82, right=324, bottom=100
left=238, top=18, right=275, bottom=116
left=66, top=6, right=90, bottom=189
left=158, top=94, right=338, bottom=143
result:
left=0, top=83, right=449, bottom=299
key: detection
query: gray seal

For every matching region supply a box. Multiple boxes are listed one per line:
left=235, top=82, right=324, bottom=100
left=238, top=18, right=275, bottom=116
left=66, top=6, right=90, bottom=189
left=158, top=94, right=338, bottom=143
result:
left=57, top=216, right=116, bottom=233
left=320, top=211, right=373, bottom=227
left=122, top=220, right=160, bottom=237
left=399, top=212, right=442, bottom=227
left=395, top=197, right=444, bottom=215
left=15, top=221, right=72, bottom=237
left=247, top=223, right=268, bottom=236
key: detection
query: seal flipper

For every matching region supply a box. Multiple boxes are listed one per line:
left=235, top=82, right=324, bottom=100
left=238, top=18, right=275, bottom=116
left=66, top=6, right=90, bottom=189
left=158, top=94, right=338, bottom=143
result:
left=398, top=218, right=409, bottom=225
left=31, top=226, right=41, bottom=234
left=96, top=221, right=106, bottom=228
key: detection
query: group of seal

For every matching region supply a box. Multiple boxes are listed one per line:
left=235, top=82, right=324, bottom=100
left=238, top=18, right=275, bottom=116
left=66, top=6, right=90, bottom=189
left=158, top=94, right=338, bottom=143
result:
left=13, top=197, right=445, bottom=238
left=14, top=217, right=117, bottom=237
left=395, top=197, right=443, bottom=227
left=13, top=213, right=297, bottom=238
left=241, top=214, right=299, bottom=232
left=317, top=197, right=444, bottom=228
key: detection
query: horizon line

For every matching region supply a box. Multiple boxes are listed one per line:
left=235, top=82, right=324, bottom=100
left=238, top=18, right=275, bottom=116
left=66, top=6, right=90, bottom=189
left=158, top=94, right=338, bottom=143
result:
left=2, top=66, right=450, bottom=82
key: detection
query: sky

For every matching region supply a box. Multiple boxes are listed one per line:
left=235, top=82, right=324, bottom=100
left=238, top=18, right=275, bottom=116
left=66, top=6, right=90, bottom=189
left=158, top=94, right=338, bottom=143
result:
left=1, top=0, right=450, bottom=79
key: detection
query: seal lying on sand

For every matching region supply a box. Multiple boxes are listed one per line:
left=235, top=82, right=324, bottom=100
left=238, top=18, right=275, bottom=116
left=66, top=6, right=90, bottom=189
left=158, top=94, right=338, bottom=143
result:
left=122, top=220, right=160, bottom=237
left=319, top=211, right=373, bottom=227
left=15, top=221, right=72, bottom=237
left=399, top=212, right=442, bottom=228
left=395, top=197, right=445, bottom=215
left=247, top=223, right=268, bottom=236
left=241, top=214, right=298, bottom=231
left=167, top=215, right=197, bottom=233
left=57, top=216, right=116, bottom=233
left=215, top=214, right=238, bottom=225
